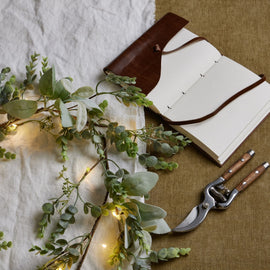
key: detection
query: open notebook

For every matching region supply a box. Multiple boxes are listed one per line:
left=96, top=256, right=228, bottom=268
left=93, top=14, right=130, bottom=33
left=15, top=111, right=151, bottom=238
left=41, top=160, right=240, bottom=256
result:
left=104, top=13, right=270, bottom=165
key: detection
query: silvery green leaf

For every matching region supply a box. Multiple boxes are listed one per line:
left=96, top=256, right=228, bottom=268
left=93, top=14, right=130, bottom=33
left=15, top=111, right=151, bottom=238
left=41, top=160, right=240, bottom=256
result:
left=141, top=218, right=171, bottom=234
left=39, top=67, right=55, bottom=97
left=131, top=199, right=166, bottom=222
left=149, top=251, right=159, bottom=263
left=0, top=131, right=5, bottom=141
left=80, top=98, right=100, bottom=110
left=55, top=98, right=74, bottom=127
left=3, top=100, right=37, bottom=119
left=93, top=135, right=102, bottom=144
left=51, top=79, right=71, bottom=100
left=60, top=77, right=73, bottom=92
left=68, top=247, right=80, bottom=257
left=123, top=202, right=141, bottom=222
left=66, top=205, right=78, bottom=215
left=75, top=101, right=87, bottom=132
left=72, top=86, right=94, bottom=98
left=124, top=222, right=130, bottom=249
left=167, top=247, right=180, bottom=259
left=42, top=203, right=54, bottom=214
left=121, top=172, right=158, bottom=196
left=179, top=248, right=191, bottom=255
left=158, top=248, right=168, bottom=260
left=56, top=239, right=68, bottom=246
left=70, top=96, right=100, bottom=111
left=91, top=205, right=102, bottom=218
left=0, top=83, right=13, bottom=105
left=145, top=156, right=158, bottom=167
left=142, top=230, right=152, bottom=248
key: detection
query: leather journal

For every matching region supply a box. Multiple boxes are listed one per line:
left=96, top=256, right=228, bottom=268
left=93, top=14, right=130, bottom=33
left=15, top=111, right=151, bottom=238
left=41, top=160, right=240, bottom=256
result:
left=104, top=13, right=270, bottom=165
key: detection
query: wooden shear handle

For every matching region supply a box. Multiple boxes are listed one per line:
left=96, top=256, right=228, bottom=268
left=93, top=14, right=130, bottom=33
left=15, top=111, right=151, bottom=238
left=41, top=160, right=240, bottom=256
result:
left=235, top=162, right=269, bottom=192
left=222, top=150, right=255, bottom=181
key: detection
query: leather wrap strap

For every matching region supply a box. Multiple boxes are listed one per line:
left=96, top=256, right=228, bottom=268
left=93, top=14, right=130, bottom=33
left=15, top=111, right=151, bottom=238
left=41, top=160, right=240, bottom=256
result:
left=164, top=74, right=266, bottom=126
left=104, top=13, right=267, bottom=126
left=162, top=36, right=207, bottom=55
left=104, top=13, right=188, bottom=95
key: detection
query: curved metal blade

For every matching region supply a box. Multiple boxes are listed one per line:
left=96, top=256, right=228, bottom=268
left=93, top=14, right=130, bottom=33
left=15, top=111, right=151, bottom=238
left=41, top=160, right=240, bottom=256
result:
left=172, top=201, right=215, bottom=233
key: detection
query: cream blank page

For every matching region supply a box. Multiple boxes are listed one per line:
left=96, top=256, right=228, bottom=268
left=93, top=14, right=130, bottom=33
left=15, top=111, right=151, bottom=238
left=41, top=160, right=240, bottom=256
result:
left=165, top=56, right=261, bottom=120
left=166, top=56, right=270, bottom=157
left=147, top=28, right=221, bottom=115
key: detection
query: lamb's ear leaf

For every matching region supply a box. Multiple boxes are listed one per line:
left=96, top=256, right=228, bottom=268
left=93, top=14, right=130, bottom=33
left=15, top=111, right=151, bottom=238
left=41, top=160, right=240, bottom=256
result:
left=51, top=79, right=71, bottom=100
left=39, top=67, right=55, bottom=97
left=71, top=86, right=94, bottom=98
left=141, top=218, right=171, bottom=234
left=3, top=100, right=37, bottom=119
left=54, top=98, right=74, bottom=127
left=121, top=172, right=158, bottom=196
left=75, top=101, right=87, bottom=132
left=130, top=199, right=167, bottom=222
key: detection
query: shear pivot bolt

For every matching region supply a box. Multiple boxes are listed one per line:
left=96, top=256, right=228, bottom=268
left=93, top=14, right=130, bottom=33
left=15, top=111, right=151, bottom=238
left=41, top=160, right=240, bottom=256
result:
left=228, top=169, right=233, bottom=173
left=255, top=170, right=259, bottom=174
left=202, top=202, right=209, bottom=209
left=241, top=158, right=245, bottom=162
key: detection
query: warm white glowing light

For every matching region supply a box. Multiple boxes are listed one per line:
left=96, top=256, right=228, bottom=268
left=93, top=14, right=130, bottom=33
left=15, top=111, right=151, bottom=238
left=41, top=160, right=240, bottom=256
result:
left=112, top=210, right=121, bottom=220
left=8, top=124, right=17, bottom=132
left=102, top=244, right=107, bottom=248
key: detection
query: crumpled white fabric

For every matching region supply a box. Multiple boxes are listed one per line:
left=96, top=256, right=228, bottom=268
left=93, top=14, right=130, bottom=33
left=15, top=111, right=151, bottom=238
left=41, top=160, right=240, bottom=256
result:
left=0, top=1, right=155, bottom=269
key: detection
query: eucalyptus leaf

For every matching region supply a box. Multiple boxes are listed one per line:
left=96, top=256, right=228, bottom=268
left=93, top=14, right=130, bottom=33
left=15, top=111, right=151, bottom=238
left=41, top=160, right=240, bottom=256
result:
left=0, top=131, right=5, bottom=141
left=60, top=213, right=73, bottom=221
left=121, top=171, right=158, bottom=196
left=91, top=206, right=102, bottom=218
left=56, top=239, right=68, bottom=246
left=93, top=135, right=102, bottom=144
left=0, top=83, right=13, bottom=105
left=39, top=67, right=55, bottom=97
left=72, top=86, right=94, bottom=98
left=3, top=100, right=37, bottom=119
left=75, top=101, right=87, bottom=132
left=66, top=205, right=78, bottom=215
left=145, top=156, right=158, bottom=167
left=167, top=247, right=180, bottom=259
left=42, top=203, right=54, bottom=214
left=158, top=248, right=168, bottom=260
left=68, top=247, right=80, bottom=257
left=55, top=98, right=74, bottom=127
left=130, top=199, right=167, bottom=222
left=58, top=220, right=69, bottom=229
left=141, top=218, right=171, bottom=234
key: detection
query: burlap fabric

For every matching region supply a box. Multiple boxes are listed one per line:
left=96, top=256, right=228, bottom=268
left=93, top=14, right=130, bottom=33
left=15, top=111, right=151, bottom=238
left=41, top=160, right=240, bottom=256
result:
left=147, top=1, right=270, bottom=269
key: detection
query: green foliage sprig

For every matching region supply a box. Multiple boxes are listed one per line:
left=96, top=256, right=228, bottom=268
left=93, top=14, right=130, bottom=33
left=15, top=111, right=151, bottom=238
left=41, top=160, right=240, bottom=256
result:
left=0, top=54, right=192, bottom=270
left=0, top=231, right=12, bottom=251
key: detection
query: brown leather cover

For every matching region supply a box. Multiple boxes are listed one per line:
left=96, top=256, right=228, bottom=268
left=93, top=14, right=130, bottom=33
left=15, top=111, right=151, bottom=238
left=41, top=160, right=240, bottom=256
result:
left=104, top=13, right=188, bottom=95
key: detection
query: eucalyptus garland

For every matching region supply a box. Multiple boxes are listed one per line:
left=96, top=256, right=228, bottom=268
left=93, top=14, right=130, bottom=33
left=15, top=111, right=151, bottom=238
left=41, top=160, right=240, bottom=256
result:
left=0, top=53, right=191, bottom=270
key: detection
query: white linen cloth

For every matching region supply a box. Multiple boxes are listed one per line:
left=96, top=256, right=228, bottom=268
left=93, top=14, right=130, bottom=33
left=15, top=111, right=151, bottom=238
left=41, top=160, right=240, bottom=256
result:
left=0, top=1, right=155, bottom=269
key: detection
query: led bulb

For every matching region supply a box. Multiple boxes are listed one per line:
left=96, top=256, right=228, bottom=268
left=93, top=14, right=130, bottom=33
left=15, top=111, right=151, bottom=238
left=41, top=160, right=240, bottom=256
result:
left=112, top=211, right=121, bottom=220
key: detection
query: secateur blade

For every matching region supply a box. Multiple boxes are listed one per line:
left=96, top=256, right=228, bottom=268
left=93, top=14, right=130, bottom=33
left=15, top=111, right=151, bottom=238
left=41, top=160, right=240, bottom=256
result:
left=172, top=177, right=221, bottom=233
left=172, top=150, right=269, bottom=233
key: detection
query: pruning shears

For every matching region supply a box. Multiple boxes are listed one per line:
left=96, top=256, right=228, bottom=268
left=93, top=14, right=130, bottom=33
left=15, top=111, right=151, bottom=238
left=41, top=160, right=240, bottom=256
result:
left=173, top=150, right=269, bottom=233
